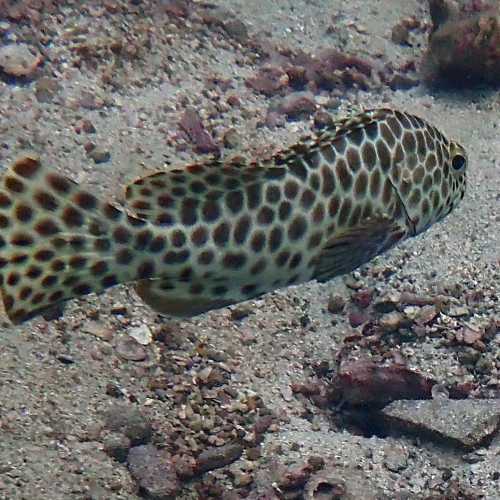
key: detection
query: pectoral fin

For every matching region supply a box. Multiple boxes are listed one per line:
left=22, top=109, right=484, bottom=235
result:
left=313, top=215, right=409, bottom=282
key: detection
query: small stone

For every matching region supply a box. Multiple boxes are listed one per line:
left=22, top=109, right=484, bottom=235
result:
left=313, top=110, right=334, bottom=129
left=103, top=432, right=131, bottom=462
left=222, top=128, right=240, bottom=149
left=246, top=66, right=289, bottom=96
left=0, top=43, right=42, bottom=78
left=233, top=471, right=253, bottom=487
left=351, top=288, right=373, bottom=309
left=230, top=304, right=252, bottom=321
left=128, top=325, right=152, bottom=346
left=179, top=107, right=219, bottom=155
left=373, top=291, right=401, bottom=313
left=116, top=337, right=147, bottom=361
left=383, top=444, right=409, bottom=472
left=327, top=294, right=345, bottom=314
left=455, top=327, right=483, bottom=346
left=35, top=77, right=61, bottom=103
left=82, top=320, right=113, bottom=341
left=391, top=23, right=411, bottom=45
left=379, top=311, right=404, bottom=332
left=415, top=305, right=438, bottom=325
left=104, top=404, right=152, bottom=446
left=81, top=119, right=96, bottom=133
left=387, top=73, right=419, bottom=90
left=277, top=91, right=316, bottom=120
left=348, top=309, right=370, bottom=327
left=128, top=445, right=180, bottom=499
left=87, top=146, right=111, bottom=164
left=196, top=443, right=244, bottom=474
left=447, top=305, right=469, bottom=317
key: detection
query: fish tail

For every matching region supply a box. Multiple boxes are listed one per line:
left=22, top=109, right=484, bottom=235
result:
left=0, top=155, right=146, bottom=324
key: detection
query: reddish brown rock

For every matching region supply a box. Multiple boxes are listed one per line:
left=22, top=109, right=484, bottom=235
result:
left=179, top=108, right=219, bottom=155
left=277, top=91, right=316, bottom=120
left=195, top=443, right=244, bottom=474
left=424, top=0, right=500, bottom=85
left=246, top=66, right=289, bottom=96
left=328, top=361, right=470, bottom=406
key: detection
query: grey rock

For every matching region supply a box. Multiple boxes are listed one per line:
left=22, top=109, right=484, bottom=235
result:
left=383, top=444, right=409, bottom=472
left=103, top=432, right=131, bottom=463
left=103, top=404, right=152, bottom=446
left=128, top=445, right=180, bottom=500
left=382, top=399, right=500, bottom=450
left=305, top=467, right=382, bottom=500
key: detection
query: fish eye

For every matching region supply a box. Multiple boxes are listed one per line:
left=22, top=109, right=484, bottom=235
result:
left=451, top=154, right=466, bottom=171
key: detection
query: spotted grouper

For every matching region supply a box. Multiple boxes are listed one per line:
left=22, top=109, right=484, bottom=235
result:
left=0, top=108, right=467, bottom=324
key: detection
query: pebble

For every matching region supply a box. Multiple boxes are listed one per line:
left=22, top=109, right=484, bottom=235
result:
left=35, top=77, right=61, bottom=103
left=87, top=146, right=111, bottom=164
left=128, top=445, right=180, bottom=499
left=379, top=311, right=404, bottom=332
left=0, top=43, right=42, bottom=77
left=116, top=336, right=147, bottom=361
left=104, top=404, right=152, bottom=446
left=82, top=320, right=113, bottom=341
left=103, top=432, right=131, bottom=463
left=128, top=325, right=152, bottom=346
left=327, top=294, right=346, bottom=314
left=196, top=443, right=244, bottom=474
left=277, top=91, right=317, bottom=120
left=222, top=128, right=240, bottom=149
left=383, top=444, right=409, bottom=472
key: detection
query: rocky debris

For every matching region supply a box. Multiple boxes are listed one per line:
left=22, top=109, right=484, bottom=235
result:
left=304, top=466, right=382, bottom=500
left=391, top=16, right=425, bottom=45
left=179, top=107, right=219, bottom=155
left=246, top=66, right=289, bottom=96
left=423, top=0, right=500, bottom=85
left=103, top=404, right=152, bottom=446
left=128, top=324, right=153, bottom=345
left=115, top=336, right=148, bottom=361
left=103, top=432, right=131, bottom=463
left=86, top=145, right=111, bottom=164
left=195, top=443, right=244, bottom=474
left=327, top=294, right=346, bottom=314
left=198, top=4, right=249, bottom=43
left=275, top=91, right=317, bottom=120
left=246, top=46, right=379, bottom=100
left=0, top=43, right=42, bottom=78
left=381, top=399, right=500, bottom=450
left=81, top=320, right=113, bottom=341
left=34, top=76, right=61, bottom=103
left=222, top=128, right=240, bottom=149
left=128, top=445, right=181, bottom=499
left=327, top=360, right=471, bottom=406
left=386, top=72, right=419, bottom=90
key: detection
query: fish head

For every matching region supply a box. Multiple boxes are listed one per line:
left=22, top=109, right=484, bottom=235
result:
left=393, top=136, right=467, bottom=236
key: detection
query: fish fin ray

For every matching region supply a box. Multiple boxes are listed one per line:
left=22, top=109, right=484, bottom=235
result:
left=313, top=215, right=408, bottom=282
left=135, top=279, right=233, bottom=317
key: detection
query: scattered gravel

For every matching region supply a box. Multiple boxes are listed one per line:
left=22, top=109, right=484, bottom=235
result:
left=0, top=0, right=498, bottom=498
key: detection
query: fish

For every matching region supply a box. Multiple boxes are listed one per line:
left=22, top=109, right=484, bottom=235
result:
left=0, top=108, right=467, bottom=325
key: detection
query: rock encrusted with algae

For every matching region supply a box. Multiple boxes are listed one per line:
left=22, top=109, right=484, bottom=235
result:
left=424, top=0, right=500, bottom=85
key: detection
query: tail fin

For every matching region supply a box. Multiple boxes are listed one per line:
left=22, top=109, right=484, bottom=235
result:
left=0, top=155, right=148, bottom=324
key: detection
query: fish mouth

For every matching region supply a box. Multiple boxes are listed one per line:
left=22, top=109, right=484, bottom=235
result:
left=388, top=178, right=417, bottom=237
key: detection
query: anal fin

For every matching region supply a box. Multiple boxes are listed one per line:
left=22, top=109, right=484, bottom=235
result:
left=135, top=279, right=234, bottom=318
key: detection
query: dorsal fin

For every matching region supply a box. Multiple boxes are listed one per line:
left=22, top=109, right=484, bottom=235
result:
left=125, top=108, right=394, bottom=222
left=124, top=157, right=288, bottom=223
